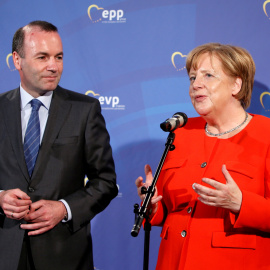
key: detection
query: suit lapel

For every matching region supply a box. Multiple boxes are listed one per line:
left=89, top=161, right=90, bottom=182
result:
left=31, top=87, right=71, bottom=183
left=1, top=88, right=30, bottom=182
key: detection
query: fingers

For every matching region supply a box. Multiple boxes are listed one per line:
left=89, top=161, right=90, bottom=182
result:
left=134, top=165, right=162, bottom=216
left=221, top=164, right=234, bottom=184
left=144, top=164, right=153, bottom=185
left=0, top=189, right=31, bottom=206
left=135, top=176, right=143, bottom=188
left=135, top=164, right=154, bottom=199
left=192, top=183, right=216, bottom=202
left=135, top=177, right=145, bottom=200
left=193, top=182, right=213, bottom=195
left=27, top=227, right=50, bottom=236
left=24, top=200, right=46, bottom=221
left=0, top=189, right=32, bottom=219
left=22, top=221, right=52, bottom=236
left=28, top=200, right=43, bottom=212
left=9, top=209, right=30, bottom=220
left=6, top=204, right=31, bottom=214
left=12, top=189, right=31, bottom=201
left=151, top=195, right=163, bottom=205
left=192, top=164, right=242, bottom=212
left=135, top=165, right=162, bottom=210
left=135, top=164, right=153, bottom=189
left=21, top=200, right=64, bottom=235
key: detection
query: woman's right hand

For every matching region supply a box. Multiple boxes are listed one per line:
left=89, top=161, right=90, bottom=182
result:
left=135, top=164, right=163, bottom=215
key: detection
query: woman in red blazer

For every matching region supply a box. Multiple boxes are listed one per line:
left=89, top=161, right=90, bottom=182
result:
left=136, top=43, right=270, bottom=269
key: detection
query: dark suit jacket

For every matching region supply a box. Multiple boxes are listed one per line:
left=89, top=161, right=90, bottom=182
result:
left=0, top=86, right=118, bottom=270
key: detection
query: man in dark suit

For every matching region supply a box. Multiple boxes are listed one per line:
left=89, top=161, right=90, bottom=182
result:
left=0, top=20, right=118, bottom=270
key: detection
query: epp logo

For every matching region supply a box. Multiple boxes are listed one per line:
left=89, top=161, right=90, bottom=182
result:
left=260, top=92, right=270, bottom=111
left=171, top=52, right=187, bottom=71
left=88, top=4, right=125, bottom=23
left=263, top=0, right=270, bottom=18
left=85, top=90, right=124, bottom=110
left=6, top=53, right=16, bottom=71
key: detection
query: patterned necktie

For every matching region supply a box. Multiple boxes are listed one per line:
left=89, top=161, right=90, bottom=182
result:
left=24, top=99, right=43, bottom=177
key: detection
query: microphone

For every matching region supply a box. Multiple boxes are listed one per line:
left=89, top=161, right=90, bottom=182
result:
left=160, top=112, right=188, bottom=132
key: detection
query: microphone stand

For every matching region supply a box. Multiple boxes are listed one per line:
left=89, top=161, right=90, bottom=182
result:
left=131, top=131, right=176, bottom=270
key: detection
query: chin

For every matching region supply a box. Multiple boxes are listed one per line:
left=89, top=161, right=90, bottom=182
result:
left=44, top=83, right=58, bottom=91
left=194, top=107, right=211, bottom=116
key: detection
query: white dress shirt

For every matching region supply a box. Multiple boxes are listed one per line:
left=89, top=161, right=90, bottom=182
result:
left=20, top=86, right=52, bottom=143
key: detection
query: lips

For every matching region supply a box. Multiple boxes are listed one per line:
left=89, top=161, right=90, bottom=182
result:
left=195, top=95, right=207, bottom=101
left=43, top=76, right=58, bottom=81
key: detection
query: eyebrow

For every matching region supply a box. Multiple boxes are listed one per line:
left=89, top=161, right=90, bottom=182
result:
left=35, top=51, right=64, bottom=57
left=189, top=68, right=215, bottom=74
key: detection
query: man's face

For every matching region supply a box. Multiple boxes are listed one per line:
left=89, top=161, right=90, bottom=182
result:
left=13, top=27, right=63, bottom=97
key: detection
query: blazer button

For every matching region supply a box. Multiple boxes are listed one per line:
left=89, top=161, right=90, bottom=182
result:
left=201, top=162, right=207, bottom=168
left=187, top=207, right=192, bottom=214
left=28, top=187, right=35, bottom=192
left=181, top=230, right=187, bottom=237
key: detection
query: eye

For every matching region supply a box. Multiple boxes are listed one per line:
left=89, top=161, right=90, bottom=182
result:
left=206, top=73, right=213, bottom=78
left=189, top=75, right=196, bottom=82
left=56, top=55, right=63, bottom=61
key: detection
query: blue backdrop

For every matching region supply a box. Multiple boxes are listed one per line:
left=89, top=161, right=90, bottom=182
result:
left=1, top=1, right=270, bottom=269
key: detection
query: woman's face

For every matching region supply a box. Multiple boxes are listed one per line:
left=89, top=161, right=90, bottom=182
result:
left=189, top=53, right=240, bottom=117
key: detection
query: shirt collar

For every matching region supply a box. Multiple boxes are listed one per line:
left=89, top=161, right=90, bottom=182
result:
left=20, top=84, right=53, bottom=110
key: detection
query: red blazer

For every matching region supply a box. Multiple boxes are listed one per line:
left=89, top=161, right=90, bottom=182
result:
left=151, top=115, right=270, bottom=270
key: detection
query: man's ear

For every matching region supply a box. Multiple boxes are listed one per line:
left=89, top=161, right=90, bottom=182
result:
left=232, top=77, right=242, bottom=96
left=13, top=51, right=22, bottom=70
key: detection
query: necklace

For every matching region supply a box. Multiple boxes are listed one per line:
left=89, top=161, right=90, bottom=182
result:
left=205, top=112, right=248, bottom=137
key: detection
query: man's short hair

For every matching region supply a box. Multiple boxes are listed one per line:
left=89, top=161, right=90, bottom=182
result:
left=12, top=20, right=58, bottom=58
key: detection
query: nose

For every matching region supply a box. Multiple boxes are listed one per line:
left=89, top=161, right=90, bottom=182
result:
left=47, top=58, right=58, bottom=72
left=192, top=76, right=203, bottom=90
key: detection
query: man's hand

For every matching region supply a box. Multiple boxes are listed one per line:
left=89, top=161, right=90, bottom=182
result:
left=0, top=189, right=32, bottom=220
left=21, top=200, right=67, bottom=236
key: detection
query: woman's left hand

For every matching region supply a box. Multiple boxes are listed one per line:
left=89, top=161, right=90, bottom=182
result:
left=192, top=164, right=242, bottom=213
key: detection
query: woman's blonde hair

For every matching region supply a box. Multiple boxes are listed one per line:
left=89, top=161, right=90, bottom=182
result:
left=186, top=43, right=255, bottom=109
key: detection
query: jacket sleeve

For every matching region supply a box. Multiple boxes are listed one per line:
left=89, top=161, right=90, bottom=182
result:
left=149, top=170, right=167, bottom=227
left=232, top=144, right=270, bottom=232
left=63, top=99, right=118, bottom=232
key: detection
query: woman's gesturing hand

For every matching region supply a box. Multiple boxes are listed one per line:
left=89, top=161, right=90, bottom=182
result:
left=135, top=164, right=163, bottom=215
left=192, top=164, right=243, bottom=213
